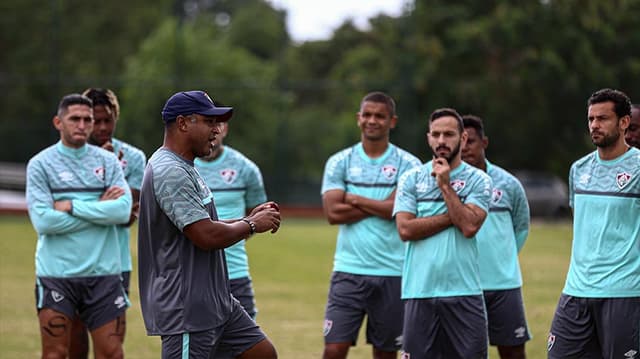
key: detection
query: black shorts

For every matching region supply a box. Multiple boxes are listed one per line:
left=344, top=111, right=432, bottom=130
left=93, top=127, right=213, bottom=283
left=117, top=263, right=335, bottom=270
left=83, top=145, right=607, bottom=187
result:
left=230, top=277, right=256, bottom=319
left=323, top=271, right=403, bottom=351
left=483, top=288, right=530, bottom=346
left=35, top=275, right=129, bottom=330
left=548, top=294, right=640, bottom=358
left=402, top=296, right=488, bottom=359
left=160, top=299, right=266, bottom=359
left=121, top=271, right=131, bottom=295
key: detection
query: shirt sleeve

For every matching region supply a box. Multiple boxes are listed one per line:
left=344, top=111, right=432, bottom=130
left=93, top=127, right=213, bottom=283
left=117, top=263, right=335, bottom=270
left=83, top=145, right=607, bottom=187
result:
left=465, top=171, right=492, bottom=213
left=321, top=151, right=347, bottom=194
left=71, top=154, right=132, bottom=225
left=154, top=165, right=210, bottom=231
left=511, top=178, right=530, bottom=252
left=393, top=169, right=418, bottom=217
left=26, top=157, right=93, bottom=235
left=244, top=161, right=267, bottom=209
left=126, top=148, right=147, bottom=191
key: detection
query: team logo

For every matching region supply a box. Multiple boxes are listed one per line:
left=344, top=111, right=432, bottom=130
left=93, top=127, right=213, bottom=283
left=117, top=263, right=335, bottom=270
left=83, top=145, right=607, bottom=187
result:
left=492, top=188, right=503, bottom=204
left=120, top=159, right=128, bottom=171
left=450, top=179, right=466, bottom=192
left=220, top=169, right=237, bottom=184
left=323, top=319, right=333, bottom=336
left=625, top=350, right=638, bottom=358
left=400, top=352, right=410, bottom=359
left=202, top=91, right=214, bottom=104
left=381, top=165, right=397, bottom=180
left=514, top=326, right=526, bottom=338
left=616, top=172, right=632, bottom=189
left=51, top=290, right=64, bottom=303
left=59, top=171, right=74, bottom=182
left=114, top=296, right=126, bottom=309
left=547, top=333, right=556, bottom=351
left=93, top=166, right=105, bottom=181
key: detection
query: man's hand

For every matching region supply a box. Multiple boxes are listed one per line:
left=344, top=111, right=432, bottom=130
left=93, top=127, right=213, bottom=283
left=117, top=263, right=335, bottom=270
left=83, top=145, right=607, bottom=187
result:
left=102, top=141, right=124, bottom=160
left=246, top=201, right=281, bottom=234
left=100, top=186, right=125, bottom=201
left=54, top=200, right=72, bottom=212
left=431, top=156, right=451, bottom=189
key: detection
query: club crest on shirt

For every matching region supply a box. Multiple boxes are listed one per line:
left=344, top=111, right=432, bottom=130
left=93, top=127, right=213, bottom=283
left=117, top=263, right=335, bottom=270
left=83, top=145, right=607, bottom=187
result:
left=381, top=165, right=397, bottom=180
left=450, top=179, right=466, bottom=192
left=492, top=188, right=503, bottom=204
left=220, top=169, right=237, bottom=184
left=616, top=172, right=631, bottom=189
left=323, top=319, right=333, bottom=336
left=93, top=166, right=105, bottom=181
left=120, top=158, right=128, bottom=171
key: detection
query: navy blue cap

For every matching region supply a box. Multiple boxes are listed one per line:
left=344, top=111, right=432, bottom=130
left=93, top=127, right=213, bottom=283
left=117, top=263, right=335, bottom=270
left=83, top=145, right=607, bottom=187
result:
left=161, top=90, right=233, bottom=123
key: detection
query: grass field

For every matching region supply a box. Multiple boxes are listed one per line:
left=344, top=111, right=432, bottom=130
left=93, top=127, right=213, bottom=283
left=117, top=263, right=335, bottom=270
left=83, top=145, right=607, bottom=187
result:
left=0, top=215, right=572, bottom=358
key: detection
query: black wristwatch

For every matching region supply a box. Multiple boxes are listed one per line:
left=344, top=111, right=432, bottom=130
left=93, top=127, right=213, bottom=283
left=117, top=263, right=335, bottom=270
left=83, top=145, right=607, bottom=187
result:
left=241, top=218, right=256, bottom=236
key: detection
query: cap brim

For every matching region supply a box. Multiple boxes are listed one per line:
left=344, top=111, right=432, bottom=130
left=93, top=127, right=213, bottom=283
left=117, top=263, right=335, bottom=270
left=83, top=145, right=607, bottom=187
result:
left=199, top=107, right=233, bottom=122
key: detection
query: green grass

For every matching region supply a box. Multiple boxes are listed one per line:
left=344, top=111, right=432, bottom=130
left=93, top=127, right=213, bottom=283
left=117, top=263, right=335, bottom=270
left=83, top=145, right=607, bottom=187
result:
left=0, top=216, right=572, bottom=358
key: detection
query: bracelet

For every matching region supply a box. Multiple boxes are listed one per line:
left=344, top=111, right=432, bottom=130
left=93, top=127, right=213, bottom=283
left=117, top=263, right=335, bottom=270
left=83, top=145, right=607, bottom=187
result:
left=241, top=218, right=256, bottom=236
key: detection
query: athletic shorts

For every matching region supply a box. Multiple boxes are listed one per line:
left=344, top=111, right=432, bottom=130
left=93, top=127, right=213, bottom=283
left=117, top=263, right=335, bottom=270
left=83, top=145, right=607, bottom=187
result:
left=230, top=277, right=257, bottom=319
left=402, top=296, right=488, bottom=359
left=121, top=271, right=131, bottom=295
left=483, top=288, right=530, bottom=346
left=548, top=294, right=640, bottom=359
left=323, top=271, right=403, bottom=352
left=161, top=299, right=266, bottom=359
left=35, top=275, right=129, bottom=330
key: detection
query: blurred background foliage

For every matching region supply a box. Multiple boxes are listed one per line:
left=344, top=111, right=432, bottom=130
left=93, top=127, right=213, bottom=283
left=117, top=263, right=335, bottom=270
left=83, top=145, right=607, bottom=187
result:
left=2, top=0, right=639, bottom=204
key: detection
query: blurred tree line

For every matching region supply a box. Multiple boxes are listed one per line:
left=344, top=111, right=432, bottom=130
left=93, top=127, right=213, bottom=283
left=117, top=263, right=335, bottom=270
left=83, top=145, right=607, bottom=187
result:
left=2, top=0, right=639, bottom=204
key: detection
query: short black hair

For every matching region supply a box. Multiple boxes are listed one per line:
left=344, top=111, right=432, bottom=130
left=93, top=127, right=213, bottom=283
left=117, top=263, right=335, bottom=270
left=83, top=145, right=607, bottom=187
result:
left=57, top=94, right=92, bottom=116
left=429, top=107, right=463, bottom=133
left=587, top=88, right=631, bottom=119
left=361, top=91, right=396, bottom=117
left=82, top=88, right=120, bottom=119
left=462, top=114, right=485, bottom=138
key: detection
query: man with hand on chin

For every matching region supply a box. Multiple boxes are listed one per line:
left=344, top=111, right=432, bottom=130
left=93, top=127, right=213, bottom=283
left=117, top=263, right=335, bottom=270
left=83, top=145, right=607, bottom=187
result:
left=394, top=108, right=492, bottom=359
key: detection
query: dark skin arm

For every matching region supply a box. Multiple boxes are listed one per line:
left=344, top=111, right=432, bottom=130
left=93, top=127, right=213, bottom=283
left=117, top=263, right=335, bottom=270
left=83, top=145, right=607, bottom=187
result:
left=395, top=211, right=453, bottom=241
left=183, top=201, right=281, bottom=250
left=126, top=189, right=140, bottom=226
left=344, top=190, right=395, bottom=220
left=322, top=189, right=369, bottom=225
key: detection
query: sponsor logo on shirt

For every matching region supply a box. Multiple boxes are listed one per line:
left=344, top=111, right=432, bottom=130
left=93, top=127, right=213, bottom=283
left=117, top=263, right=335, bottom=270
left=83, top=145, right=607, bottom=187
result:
left=616, top=172, right=632, bottom=189
left=51, top=290, right=64, bottom=303
left=93, top=166, right=105, bottom=181
left=381, top=165, right=397, bottom=180
left=492, top=188, right=503, bottom=204
left=220, top=169, right=237, bottom=184
left=323, top=319, right=333, bottom=336
left=59, top=171, right=74, bottom=182
left=450, top=179, right=466, bottom=192
left=547, top=333, right=555, bottom=351
left=114, top=296, right=126, bottom=309
left=349, top=167, right=362, bottom=177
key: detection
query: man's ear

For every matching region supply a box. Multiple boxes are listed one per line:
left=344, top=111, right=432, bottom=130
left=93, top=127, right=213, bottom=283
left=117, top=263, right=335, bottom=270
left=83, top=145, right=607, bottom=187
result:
left=53, top=116, right=62, bottom=131
left=176, top=115, right=189, bottom=132
left=483, top=136, right=489, bottom=150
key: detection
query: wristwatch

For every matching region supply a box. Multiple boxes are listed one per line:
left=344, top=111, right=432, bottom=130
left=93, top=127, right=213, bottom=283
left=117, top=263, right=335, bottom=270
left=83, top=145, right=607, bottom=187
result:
left=241, top=218, right=256, bottom=236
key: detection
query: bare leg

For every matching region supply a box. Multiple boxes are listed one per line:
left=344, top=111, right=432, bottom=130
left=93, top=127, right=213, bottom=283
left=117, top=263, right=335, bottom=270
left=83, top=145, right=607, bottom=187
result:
left=497, top=344, right=526, bottom=359
left=38, top=308, right=72, bottom=359
left=237, top=338, right=277, bottom=359
left=68, top=316, right=89, bottom=359
left=90, top=317, right=125, bottom=359
left=323, top=342, right=351, bottom=359
left=373, top=347, right=397, bottom=359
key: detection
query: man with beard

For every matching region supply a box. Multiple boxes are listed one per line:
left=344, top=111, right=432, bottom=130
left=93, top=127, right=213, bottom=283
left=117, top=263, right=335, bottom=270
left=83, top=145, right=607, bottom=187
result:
left=321, top=91, right=421, bottom=359
left=462, top=115, right=531, bottom=359
left=137, top=91, right=281, bottom=358
left=547, top=89, right=640, bottom=358
left=393, top=108, right=492, bottom=358
left=625, top=104, right=640, bottom=148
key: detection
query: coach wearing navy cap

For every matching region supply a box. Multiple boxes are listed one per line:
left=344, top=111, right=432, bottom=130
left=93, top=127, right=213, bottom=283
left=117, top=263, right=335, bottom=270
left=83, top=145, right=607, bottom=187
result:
left=138, top=90, right=281, bottom=358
